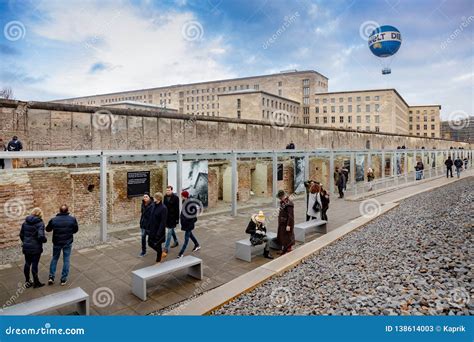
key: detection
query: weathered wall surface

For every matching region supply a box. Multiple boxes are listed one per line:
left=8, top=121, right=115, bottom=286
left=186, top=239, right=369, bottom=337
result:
left=0, top=100, right=470, bottom=153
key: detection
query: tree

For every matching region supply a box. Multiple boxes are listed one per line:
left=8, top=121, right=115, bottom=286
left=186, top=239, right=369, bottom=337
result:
left=0, top=87, right=14, bottom=99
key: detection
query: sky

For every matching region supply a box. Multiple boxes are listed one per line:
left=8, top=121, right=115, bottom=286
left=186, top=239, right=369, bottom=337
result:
left=0, top=0, right=473, bottom=120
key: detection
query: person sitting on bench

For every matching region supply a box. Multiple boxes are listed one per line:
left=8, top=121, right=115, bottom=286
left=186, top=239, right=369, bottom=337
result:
left=245, top=211, right=273, bottom=259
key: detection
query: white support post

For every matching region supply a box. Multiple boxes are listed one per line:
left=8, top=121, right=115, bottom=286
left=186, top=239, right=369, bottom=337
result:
left=231, top=151, right=238, bottom=216
left=404, top=151, right=408, bottom=182
left=99, top=154, right=108, bottom=242
left=272, top=151, right=278, bottom=208
left=329, top=151, right=335, bottom=195
left=381, top=151, right=385, bottom=179
left=350, top=152, right=355, bottom=188
left=176, top=152, right=183, bottom=213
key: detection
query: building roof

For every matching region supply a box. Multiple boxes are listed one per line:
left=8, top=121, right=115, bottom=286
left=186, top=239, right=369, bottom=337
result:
left=314, top=88, right=411, bottom=108
left=218, top=90, right=300, bottom=104
left=408, top=105, right=442, bottom=109
left=53, top=69, right=327, bottom=102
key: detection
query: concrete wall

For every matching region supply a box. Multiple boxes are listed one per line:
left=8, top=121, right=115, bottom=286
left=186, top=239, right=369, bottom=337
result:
left=0, top=100, right=470, bottom=154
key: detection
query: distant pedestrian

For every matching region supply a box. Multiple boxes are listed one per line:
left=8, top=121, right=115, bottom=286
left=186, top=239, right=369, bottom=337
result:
left=415, top=161, right=424, bottom=180
left=286, top=141, right=295, bottom=149
left=304, top=179, right=316, bottom=221
left=454, top=157, right=463, bottom=178
left=341, top=168, right=349, bottom=190
left=276, top=190, right=295, bottom=255
left=336, top=169, right=346, bottom=198
left=163, top=185, right=180, bottom=256
left=46, top=205, right=78, bottom=286
left=463, top=157, right=468, bottom=169
left=138, top=193, right=154, bottom=257
left=20, top=208, right=47, bottom=288
left=245, top=211, right=273, bottom=259
left=367, top=167, right=375, bottom=190
left=0, top=138, right=6, bottom=169
left=320, top=184, right=330, bottom=221
left=306, top=182, right=322, bottom=221
left=7, top=135, right=22, bottom=168
left=148, top=192, right=168, bottom=263
left=445, top=156, right=454, bottom=178
left=177, top=191, right=200, bottom=258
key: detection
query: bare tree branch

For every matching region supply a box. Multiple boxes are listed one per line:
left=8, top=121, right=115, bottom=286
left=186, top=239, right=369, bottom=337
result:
left=0, top=87, right=14, bottom=99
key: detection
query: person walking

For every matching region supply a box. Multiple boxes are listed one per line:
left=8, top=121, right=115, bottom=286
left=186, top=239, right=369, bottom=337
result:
left=320, top=184, right=330, bottom=222
left=336, top=168, right=346, bottom=198
left=454, top=156, right=463, bottom=178
left=7, top=135, right=23, bottom=168
left=367, top=167, right=375, bottom=190
left=138, top=193, right=154, bottom=257
left=245, top=211, right=273, bottom=259
left=341, top=167, right=349, bottom=190
left=19, top=208, right=47, bottom=288
left=304, top=180, right=316, bottom=221
left=163, top=185, right=180, bottom=257
left=46, top=205, right=78, bottom=286
left=445, top=156, right=454, bottom=178
left=177, top=191, right=201, bottom=258
left=148, top=192, right=168, bottom=263
left=276, top=190, right=295, bottom=255
left=0, top=138, right=6, bottom=169
left=415, top=161, right=424, bottom=180
left=306, top=182, right=322, bottom=221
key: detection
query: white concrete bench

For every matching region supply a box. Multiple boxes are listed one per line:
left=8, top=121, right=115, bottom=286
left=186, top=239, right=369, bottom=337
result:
left=132, top=256, right=203, bottom=301
left=235, top=232, right=277, bottom=262
left=0, top=287, right=89, bottom=316
left=294, top=219, right=327, bottom=243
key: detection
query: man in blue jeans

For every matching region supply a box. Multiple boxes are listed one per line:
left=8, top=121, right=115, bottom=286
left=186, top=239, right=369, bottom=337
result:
left=177, top=191, right=201, bottom=258
left=46, top=205, right=79, bottom=286
left=163, top=185, right=180, bottom=257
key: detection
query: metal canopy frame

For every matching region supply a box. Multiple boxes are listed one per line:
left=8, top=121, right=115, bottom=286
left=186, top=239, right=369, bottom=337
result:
left=1, top=148, right=471, bottom=242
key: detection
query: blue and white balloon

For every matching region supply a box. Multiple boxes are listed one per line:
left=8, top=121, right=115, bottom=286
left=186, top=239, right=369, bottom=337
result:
left=368, top=25, right=402, bottom=58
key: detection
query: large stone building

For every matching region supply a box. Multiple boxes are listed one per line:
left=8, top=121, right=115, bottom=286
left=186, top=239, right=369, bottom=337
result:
left=53, top=69, right=442, bottom=136
left=441, top=116, right=474, bottom=143
left=408, top=105, right=441, bottom=138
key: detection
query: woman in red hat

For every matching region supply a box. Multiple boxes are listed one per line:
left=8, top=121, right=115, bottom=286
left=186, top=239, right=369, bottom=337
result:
left=177, top=190, right=201, bottom=258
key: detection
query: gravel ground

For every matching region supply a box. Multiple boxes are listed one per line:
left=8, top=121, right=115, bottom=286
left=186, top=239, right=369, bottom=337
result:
left=213, top=177, right=473, bottom=316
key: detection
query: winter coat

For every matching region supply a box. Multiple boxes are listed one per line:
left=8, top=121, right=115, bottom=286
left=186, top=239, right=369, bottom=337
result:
left=20, top=215, right=47, bottom=255
left=7, top=139, right=23, bottom=151
left=245, top=216, right=267, bottom=246
left=336, top=172, right=346, bottom=188
left=46, top=212, right=79, bottom=247
left=454, top=159, right=463, bottom=168
left=367, top=171, right=375, bottom=182
left=164, top=193, right=180, bottom=228
left=180, top=199, right=198, bottom=232
left=140, top=198, right=154, bottom=231
left=307, top=192, right=322, bottom=218
left=445, top=159, right=453, bottom=168
left=149, top=201, right=167, bottom=241
left=320, top=189, right=330, bottom=210
left=277, top=198, right=295, bottom=249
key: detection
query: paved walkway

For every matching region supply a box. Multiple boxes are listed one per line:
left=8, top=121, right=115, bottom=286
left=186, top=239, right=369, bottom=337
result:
left=0, top=170, right=472, bottom=315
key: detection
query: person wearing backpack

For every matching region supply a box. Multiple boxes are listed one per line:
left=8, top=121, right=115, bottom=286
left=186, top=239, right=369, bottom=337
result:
left=245, top=211, right=273, bottom=259
left=454, top=157, right=463, bottom=178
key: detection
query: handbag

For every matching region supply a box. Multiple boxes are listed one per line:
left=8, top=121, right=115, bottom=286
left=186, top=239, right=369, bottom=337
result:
left=312, top=198, right=321, bottom=212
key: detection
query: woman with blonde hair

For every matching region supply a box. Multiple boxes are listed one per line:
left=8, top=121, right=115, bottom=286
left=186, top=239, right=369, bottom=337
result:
left=19, top=207, right=47, bottom=288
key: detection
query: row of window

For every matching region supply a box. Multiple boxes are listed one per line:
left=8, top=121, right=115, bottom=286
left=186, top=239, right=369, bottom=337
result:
left=409, top=116, right=437, bottom=122
left=187, top=103, right=218, bottom=110
left=315, top=104, right=381, bottom=114
left=311, top=115, right=381, bottom=124
left=186, top=84, right=260, bottom=95
left=261, top=98, right=298, bottom=113
left=409, top=109, right=437, bottom=115
left=187, top=95, right=216, bottom=103
left=315, top=95, right=381, bottom=104
left=410, top=124, right=437, bottom=130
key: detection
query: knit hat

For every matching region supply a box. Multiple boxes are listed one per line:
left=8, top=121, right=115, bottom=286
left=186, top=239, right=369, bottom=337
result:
left=276, top=190, right=286, bottom=198
left=255, top=211, right=265, bottom=223
left=181, top=190, right=190, bottom=198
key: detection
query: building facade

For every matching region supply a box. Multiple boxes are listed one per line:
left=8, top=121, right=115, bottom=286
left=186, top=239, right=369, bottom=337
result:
left=441, top=116, right=474, bottom=143
left=408, top=105, right=441, bottom=138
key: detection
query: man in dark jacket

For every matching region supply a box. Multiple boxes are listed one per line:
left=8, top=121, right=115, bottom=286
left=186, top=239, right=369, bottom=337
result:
left=46, top=205, right=79, bottom=285
left=163, top=185, right=180, bottom=256
left=178, top=191, right=201, bottom=258
left=7, top=135, right=22, bottom=168
left=148, top=192, right=168, bottom=263
left=276, top=190, right=295, bottom=255
left=445, top=156, right=454, bottom=178
left=138, top=193, right=154, bottom=257
left=336, top=169, right=346, bottom=198
left=20, top=208, right=47, bottom=288
left=454, top=157, right=464, bottom=178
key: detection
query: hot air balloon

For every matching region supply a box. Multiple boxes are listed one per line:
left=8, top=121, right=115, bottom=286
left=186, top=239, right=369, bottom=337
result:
left=368, top=25, right=402, bottom=75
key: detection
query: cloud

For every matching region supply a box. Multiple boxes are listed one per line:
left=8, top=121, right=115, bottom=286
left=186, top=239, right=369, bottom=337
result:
left=0, top=43, right=20, bottom=56
left=19, top=1, right=235, bottom=99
